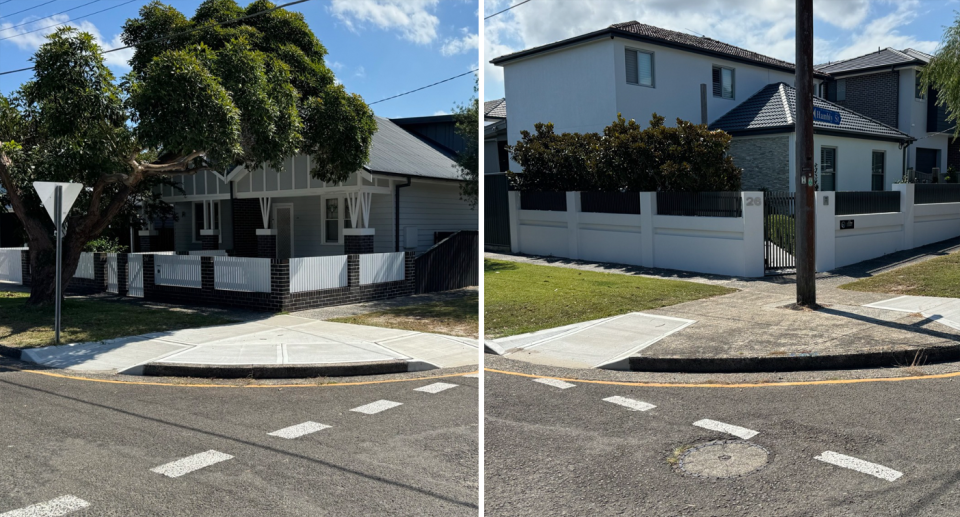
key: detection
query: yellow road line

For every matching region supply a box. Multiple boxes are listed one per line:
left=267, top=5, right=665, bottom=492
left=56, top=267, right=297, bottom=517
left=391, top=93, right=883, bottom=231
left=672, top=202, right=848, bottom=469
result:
left=0, top=365, right=480, bottom=388
left=484, top=367, right=960, bottom=388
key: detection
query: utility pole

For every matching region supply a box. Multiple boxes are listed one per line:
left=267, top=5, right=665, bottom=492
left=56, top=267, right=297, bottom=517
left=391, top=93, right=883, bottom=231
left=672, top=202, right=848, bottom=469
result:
left=795, top=0, right=816, bottom=307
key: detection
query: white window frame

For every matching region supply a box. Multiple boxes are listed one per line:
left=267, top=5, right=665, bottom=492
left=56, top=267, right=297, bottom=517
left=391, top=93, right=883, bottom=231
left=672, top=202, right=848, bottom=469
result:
left=191, top=201, right=222, bottom=244
left=321, top=196, right=345, bottom=245
left=625, top=47, right=655, bottom=88
left=273, top=202, right=295, bottom=258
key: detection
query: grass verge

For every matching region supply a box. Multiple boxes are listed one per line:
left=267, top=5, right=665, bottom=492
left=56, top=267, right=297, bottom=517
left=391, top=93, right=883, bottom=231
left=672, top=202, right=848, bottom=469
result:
left=330, top=293, right=478, bottom=338
left=484, top=259, right=735, bottom=338
left=838, top=251, right=960, bottom=297
left=0, top=291, right=236, bottom=348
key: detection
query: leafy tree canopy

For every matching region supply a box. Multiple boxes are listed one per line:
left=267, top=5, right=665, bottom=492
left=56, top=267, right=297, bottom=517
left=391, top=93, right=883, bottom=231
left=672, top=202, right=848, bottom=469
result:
left=507, top=114, right=741, bottom=192
left=453, top=78, right=479, bottom=208
left=920, top=10, right=960, bottom=138
left=0, top=0, right=376, bottom=304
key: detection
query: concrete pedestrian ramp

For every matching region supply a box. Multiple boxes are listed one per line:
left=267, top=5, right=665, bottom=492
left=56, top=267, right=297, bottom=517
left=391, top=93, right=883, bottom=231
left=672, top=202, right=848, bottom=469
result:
left=491, top=312, right=696, bottom=369
left=18, top=315, right=478, bottom=377
left=866, top=296, right=960, bottom=331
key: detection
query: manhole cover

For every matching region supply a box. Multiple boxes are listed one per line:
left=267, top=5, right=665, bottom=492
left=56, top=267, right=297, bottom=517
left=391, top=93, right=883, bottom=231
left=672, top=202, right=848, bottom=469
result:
left=678, top=440, right=770, bottom=478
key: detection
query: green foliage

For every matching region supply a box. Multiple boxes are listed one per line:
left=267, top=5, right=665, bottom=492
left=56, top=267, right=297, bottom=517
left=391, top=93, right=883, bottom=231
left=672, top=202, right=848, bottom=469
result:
left=453, top=78, right=479, bottom=207
left=83, top=236, right=128, bottom=253
left=920, top=11, right=960, bottom=138
left=507, top=114, right=741, bottom=192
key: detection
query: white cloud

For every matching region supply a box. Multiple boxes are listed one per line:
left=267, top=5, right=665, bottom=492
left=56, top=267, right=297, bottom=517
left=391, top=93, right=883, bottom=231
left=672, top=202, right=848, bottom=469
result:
left=483, top=0, right=942, bottom=94
left=355, top=66, right=366, bottom=78
left=330, top=0, right=440, bottom=45
left=433, top=109, right=448, bottom=115
left=0, top=15, right=134, bottom=68
left=329, top=61, right=345, bottom=70
left=441, top=28, right=479, bottom=56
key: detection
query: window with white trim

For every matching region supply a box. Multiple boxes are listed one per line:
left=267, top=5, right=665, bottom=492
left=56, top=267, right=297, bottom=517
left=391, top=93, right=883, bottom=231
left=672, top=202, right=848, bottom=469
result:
left=820, top=147, right=837, bottom=191
left=192, top=201, right=220, bottom=243
left=625, top=48, right=654, bottom=87
left=324, top=198, right=339, bottom=244
left=712, top=66, right=735, bottom=99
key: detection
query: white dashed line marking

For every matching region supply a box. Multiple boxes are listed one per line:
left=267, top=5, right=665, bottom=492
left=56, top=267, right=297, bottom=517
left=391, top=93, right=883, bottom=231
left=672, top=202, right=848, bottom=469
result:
left=150, top=450, right=234, bottom=478
left=603, top=396, right=656, bottom=411
left=693, top=419, right=759, bottom=440
left=0, top=496, right=90, bottom=517
left=351, top=400, right=403, bottom=414
left=268, top=421, right=332, bottom=439
left=532, top=378, right=576, bottom=389
left=814, top=451, right=902, bottom=481
left=414, top=382, right=458, bottom=393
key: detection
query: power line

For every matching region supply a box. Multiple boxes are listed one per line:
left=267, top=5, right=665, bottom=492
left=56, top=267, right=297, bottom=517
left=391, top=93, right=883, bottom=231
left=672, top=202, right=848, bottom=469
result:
left=0, top=0, right=313, bottom=75
left=1, top=0, right=101, bottom=33
left=368, top=69, right=477, bottom=105
left=0, top=0, right=137, bottom=43
left=484, top=0, right=533, bottom=20
left=0, top=0, right=58, bottom=19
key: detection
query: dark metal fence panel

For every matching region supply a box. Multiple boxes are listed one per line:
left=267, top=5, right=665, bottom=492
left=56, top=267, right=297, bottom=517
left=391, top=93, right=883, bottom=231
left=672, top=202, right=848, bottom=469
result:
left=415, top=230, right=478, bottom=294
left=915, top=184, right=960, bottom=205
left=656, top=191, right=743, bottom=217
left=484, top=174, right=511, bottom=249
left=764, top=192, right=795, bottom=274
left=835, top=191, right=900, bottom=215
left=520, top=191, right=567, bottom=211
left=580, top=192, right=641, bottom=214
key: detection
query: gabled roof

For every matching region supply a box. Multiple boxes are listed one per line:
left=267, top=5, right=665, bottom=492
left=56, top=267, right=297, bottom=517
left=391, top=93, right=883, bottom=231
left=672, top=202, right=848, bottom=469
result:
left=709, top=82, right=914, bottom=142
left=492, top=22, right=829, bottom=79
left=364, top=116, right=460, bottom=180
left=484, top=98, right=507, bottom=119
left=815, top=47, right=930, bottom=75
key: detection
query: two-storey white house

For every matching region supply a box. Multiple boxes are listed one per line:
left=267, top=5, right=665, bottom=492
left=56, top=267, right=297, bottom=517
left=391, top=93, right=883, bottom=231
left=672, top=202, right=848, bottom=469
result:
left=492, top=22, right=916, bottom=192
left=817, top=48, right=959, bottom=181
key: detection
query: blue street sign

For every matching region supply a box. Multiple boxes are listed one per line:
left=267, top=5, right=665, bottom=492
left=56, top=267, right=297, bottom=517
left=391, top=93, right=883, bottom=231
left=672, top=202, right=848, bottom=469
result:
left=813, top=106, right=842, bottom=125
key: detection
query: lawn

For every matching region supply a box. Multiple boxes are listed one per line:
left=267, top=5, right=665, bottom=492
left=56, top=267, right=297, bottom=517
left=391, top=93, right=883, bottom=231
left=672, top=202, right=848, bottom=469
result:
left=0, top=291, right=236, bottom=348
left=484, top=259, right=736, bottom=338
left=839, top=251, right=960, bottom=297
left=331, top=292, right=478, bottom=338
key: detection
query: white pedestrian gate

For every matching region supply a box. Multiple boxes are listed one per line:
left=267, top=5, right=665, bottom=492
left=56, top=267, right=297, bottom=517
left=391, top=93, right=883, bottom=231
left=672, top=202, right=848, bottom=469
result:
left=106, top=253, right=118, bottom=293
left=128, top=254, right=144, bottom=297
left=0, top=248, right=24, bottom=284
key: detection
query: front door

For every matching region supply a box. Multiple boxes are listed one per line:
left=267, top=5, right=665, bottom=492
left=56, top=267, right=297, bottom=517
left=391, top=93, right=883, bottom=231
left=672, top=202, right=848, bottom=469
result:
left=275, top=204, right=293, bottom=259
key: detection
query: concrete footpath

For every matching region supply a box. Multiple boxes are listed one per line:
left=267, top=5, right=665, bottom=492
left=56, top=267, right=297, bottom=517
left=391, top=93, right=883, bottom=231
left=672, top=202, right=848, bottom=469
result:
left=486, top=237, right=960, bottom=373
left=6, top=314, right=478, bottom=378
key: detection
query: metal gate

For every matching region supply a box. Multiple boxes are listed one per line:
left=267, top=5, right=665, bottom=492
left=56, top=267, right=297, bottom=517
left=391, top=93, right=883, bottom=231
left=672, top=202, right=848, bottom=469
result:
left=106, top=253, right=118, bottom=293
left=484, top=173, right=511, bottom=251
left=128, top=254, right=144, bottom=297
left=763, top=192, right=796, bottom=274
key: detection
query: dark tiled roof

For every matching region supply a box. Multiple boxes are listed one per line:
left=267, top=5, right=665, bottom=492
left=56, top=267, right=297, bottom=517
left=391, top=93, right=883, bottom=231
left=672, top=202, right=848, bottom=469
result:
left=364, top=116, right=460, bottom=180
left=492, top=21, right=828, bottom=78
left=815, top=47, right=930, bottom=74
left=484, top=98, right=507, bottom=118
left=709, top=83, right=913, bottom=141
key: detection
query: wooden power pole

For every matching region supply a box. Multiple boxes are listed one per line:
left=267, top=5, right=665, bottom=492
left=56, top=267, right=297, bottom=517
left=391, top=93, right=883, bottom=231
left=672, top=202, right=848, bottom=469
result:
left=795, top=0, right=817, bottom=307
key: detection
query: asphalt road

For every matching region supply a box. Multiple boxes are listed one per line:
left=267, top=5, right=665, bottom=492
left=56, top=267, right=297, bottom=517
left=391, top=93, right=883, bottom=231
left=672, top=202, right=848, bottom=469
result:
left=0, top=360, right=478, bottom=516
left=485, top=356, right=960, bottom=517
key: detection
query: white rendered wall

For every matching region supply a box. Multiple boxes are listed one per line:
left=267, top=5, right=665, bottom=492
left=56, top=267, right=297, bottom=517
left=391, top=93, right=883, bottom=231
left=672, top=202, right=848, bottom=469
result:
left=813, top=134, right=904, bottom=191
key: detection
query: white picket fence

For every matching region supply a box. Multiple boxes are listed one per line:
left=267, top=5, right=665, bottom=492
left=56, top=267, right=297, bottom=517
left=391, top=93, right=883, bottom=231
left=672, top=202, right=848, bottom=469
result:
left=128, top=254, right=144, bottom=297
left=289, top=255, right=348, bottom=293
left=359, top=252, right=405, bottom=285
left=154, top=254, right=202, bottom=288
left=75, top=252, right=95, bottom=280
left=106, top=253, right=119, bottom=293
left=214, top=256, right=271, bottom=293
left=0, top=248, right=24, bottom=284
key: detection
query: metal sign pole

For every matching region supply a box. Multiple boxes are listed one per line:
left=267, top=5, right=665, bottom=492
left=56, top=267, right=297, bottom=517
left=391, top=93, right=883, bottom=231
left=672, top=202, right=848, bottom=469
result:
left=54, top=185, right=62, bottom=345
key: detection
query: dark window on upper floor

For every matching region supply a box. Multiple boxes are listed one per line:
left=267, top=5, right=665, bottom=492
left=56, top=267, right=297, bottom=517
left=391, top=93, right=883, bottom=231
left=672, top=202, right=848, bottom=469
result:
left=712, top=66, right=734, bottom=99
left=625, top=48, right=654, bottom=87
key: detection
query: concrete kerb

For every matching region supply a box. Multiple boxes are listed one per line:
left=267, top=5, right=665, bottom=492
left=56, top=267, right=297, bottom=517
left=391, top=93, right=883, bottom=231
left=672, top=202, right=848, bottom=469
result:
left=132, top=359, right=439, bottom=379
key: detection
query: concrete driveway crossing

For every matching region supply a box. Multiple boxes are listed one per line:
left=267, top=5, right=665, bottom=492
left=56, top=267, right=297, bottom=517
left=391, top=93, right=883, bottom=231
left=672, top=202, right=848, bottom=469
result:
left=17, top=315, right=478, bottom=374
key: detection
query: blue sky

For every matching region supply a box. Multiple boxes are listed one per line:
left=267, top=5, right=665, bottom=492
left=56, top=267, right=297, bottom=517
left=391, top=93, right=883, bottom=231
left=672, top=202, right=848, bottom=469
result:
left=484, top=0, right=960, bottom=101
left=0, top=0, right=479, bottom=118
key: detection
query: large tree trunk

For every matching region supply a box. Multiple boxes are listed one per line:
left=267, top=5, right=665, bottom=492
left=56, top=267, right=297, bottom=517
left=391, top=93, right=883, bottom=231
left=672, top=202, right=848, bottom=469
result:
left=26, top=229, right=85, bottom=306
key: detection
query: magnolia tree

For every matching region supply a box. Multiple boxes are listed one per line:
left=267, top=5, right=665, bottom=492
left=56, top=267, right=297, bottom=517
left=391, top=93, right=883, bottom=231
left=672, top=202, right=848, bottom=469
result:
left=0, top=0, right=376, bottom=305
left=507, top=114, right=741, bottom=192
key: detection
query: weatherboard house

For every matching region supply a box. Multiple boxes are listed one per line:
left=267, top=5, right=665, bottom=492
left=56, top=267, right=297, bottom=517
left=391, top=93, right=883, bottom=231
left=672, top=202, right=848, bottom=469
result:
left=143, top=115, right=476, bottom=259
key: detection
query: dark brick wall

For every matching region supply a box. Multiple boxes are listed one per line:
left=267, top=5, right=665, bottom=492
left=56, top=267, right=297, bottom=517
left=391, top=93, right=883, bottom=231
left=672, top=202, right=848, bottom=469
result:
left=233, top=198, right=262, bottom=258
left=344, top=234, right=375, bottom=254
left=258, top=235, right=277, bottom=259
left=65, top=253, right=106, bottom=294
left=949, top=137, right=960, bottom=172
left=831, top=71, right=900, bottom=129
left=201, top=234, right=219, bottom=251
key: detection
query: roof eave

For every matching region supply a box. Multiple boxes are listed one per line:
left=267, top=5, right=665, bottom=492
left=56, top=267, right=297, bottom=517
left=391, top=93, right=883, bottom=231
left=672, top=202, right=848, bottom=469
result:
left=819, top=60, right=924, bottom=77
